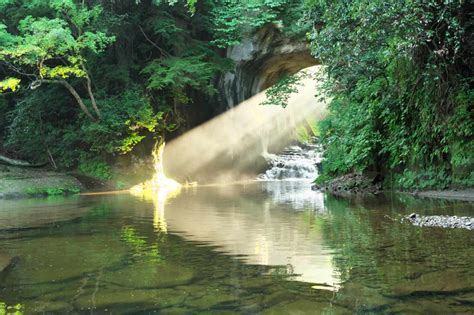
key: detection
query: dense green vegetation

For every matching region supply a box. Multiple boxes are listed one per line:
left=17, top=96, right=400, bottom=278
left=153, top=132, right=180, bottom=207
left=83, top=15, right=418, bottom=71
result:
left=0, top=0, right=304, bottom=181
left=0, top=0, right=472, bottom=190
left=308, top=0, right=473, bottom=189
left=0, top=0, right=221, bottom=179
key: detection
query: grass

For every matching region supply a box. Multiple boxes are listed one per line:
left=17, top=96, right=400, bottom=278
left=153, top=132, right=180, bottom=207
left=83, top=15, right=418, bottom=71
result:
left=25, top=185, right=81, bottom=196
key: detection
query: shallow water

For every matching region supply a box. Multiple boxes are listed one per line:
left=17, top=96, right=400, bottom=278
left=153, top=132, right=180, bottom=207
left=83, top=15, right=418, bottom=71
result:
left=0, top=181, right=473, bottom=314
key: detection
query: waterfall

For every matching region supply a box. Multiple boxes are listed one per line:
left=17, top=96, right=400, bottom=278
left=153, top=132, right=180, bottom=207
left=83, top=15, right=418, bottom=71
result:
left=258, top=140, right=323, bottom=181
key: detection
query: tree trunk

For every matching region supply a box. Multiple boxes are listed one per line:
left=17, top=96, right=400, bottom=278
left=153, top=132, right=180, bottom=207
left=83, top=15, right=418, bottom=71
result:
left=40, top=79, right=97, bottom=121
left=0, top=154, right=47, bottom=167
left=81, top=62, right=102, bottom=120
left=85, top=74, right=101, bottom=120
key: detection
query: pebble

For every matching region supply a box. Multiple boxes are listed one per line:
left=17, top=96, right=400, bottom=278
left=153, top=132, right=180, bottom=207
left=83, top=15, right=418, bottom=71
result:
left=404, top=214, right=474, bottom=230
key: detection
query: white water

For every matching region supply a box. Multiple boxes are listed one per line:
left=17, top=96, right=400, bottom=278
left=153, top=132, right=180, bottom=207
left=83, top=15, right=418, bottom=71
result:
left=258, top=142, right=323, bottom=181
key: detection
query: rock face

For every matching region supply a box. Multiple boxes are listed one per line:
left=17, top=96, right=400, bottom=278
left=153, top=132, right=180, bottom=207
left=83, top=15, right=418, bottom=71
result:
left=404, top=213, right=474, bottom=230
left=218, top=25, right=318, bottom=111
left=312, top=174, right=382, bottom=195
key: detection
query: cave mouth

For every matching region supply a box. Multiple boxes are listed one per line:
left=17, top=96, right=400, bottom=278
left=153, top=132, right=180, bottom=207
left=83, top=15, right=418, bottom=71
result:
left=163, top=65, right=327, bottom=184
left=257, top=51, right=319, bottom=91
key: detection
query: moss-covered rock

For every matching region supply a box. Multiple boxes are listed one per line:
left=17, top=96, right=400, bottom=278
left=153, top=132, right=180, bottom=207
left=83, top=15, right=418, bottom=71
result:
left=312, top=173, right=382, bottom=195
left=74, top=287, right=186, bottom=310
left=103, top=261, right=195, bottom=289
left=0, top=165, right=83, bottom=199
left=262, top=299, right=346, bottom=315
left=2, top=234, right=128, bottom=285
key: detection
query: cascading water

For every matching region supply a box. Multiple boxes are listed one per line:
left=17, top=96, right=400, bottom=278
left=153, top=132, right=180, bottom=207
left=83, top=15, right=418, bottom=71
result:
left=258, top=139, right=323, bottom=181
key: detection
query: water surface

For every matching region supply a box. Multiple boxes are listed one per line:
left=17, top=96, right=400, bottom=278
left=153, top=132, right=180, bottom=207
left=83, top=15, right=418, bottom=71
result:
left=0, top=182, right=473, bottom=314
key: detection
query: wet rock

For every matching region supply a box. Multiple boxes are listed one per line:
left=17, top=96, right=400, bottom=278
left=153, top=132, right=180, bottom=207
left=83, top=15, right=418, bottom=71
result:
left=387, top=270, right=472, bottom=297
left=313, top=174, right=382, bottom=195
left=220, top=25, right=316, bottom=110
left=262, top=299, right=346, bottom=315
left=0, top=165, right=83, bottom=199
left=75, top=288, right=185, bottom=310
left=2, top=235, right=128, bottom=285
left=415, top=189, right=474, bottom=201
left=184, top=290, right=237, bottom=310
left=103, top=261, right=195, bottom=289
left=403, top=214, right=474, bottom=230
left=455, top=292, right=474, bottom=305
left=389, top=299, right=467, bottom=314
left=334, top=283, right=394, bottom=312
left=0, top=198, right=90, bottom=230
left=259, top=144, right=323, bottom=180
left=0, top=253, right=13, bottom=272
left=261, top=291, right=293, bottom=308
left=159, top=307, right=193, bottom=315
left=28, top=300, right=71, bottom=313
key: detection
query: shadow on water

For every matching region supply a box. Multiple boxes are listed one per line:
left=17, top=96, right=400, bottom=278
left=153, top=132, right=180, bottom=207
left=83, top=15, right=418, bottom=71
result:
left=0, top=182, right=473, bottom=313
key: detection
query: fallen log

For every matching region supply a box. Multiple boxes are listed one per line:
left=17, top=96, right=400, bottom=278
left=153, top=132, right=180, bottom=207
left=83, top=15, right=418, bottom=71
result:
left=0, top=154, right=48, bottom=168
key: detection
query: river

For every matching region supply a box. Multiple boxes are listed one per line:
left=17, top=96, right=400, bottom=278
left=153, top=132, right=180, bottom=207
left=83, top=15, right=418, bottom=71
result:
left=0, top=181, right=473, bottom=314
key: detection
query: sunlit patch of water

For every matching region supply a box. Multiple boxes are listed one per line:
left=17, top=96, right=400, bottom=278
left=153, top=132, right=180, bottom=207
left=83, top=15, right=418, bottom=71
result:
left=130, top=141, right=183, bottom=233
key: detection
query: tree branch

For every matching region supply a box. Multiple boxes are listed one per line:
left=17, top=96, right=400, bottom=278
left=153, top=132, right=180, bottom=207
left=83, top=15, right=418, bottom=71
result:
left=138, top=25, right=171, bottom=57
left=0, top=154, right=47, bottom=167
left=80, top=62, right=101, bottom=119
left=40, top=79, right=97, bottom=121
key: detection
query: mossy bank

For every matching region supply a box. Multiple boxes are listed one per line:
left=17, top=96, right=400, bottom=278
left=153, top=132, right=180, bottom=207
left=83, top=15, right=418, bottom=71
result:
left=0, top=165, right=83, bottom=199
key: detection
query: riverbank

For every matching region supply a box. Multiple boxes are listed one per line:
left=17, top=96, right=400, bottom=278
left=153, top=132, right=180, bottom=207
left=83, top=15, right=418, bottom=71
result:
left=1, top=164, right=473, bottom=203
left=313, top=174, right=474, bottom=202
left=0, top=165, right=83, bottom=199
left=403, top=213, right=473, bottom=230
left=0, top=164, right=153, bottom=199
left=409, top=189, right=474, bottom=202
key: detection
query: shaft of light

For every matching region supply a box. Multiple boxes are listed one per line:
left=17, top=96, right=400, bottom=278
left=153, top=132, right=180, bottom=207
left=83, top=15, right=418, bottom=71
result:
left=163, top=65, right=328, bottom=184
left=130, top=141, right=182, bottom=196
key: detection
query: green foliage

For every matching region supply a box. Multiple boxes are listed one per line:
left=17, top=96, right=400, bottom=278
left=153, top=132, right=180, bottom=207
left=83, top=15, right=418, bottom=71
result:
left=142, top=55, right=220, bottom=97
left=25, top=185, right=80, bottom=196
left=79, top=89, right=163, bottom=155
left=78, top=159, right=111, bottom=181
left=0, top=77, right=20, bottom=92
left=2, top=0, right=470, bottom=193
left=0, top=2, right=114, bottom=89
left=393, top=169, right=455, bottom=191
left=295, top=126, right=311, bottom=144
left=295, top=118, right=319, bottom=144
left=262, top=71, right=310, bottom=107
left=0, top=301, right=23, bottom=315
left=313, top=173, right=333, bottom=186
left=2, top=86, right=164, bottom=167
left=0, top=0, right=232, bottom=173
left=211, top=0, right=309, bottom=48
left=4, top=92, right=49, bottom=162
left=309, top=0, right=473, bottom=189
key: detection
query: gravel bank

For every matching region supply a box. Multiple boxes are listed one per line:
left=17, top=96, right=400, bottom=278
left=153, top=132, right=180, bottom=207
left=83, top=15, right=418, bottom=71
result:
left=404, top=213, right=474, bottom=230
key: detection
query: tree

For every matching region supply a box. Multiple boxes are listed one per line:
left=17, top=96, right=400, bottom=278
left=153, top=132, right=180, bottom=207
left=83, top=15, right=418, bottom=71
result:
left=308, top=0, right=473, bottom=188
left=0, top=1, right=114, bottom=121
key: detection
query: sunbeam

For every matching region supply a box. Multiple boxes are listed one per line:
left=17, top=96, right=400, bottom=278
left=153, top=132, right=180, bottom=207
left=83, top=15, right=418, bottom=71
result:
left=163, top=65, right=328, bottom=184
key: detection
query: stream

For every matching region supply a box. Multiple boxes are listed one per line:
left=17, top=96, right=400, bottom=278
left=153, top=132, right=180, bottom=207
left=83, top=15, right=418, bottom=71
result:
left=0, top=180, right=473, bottom=313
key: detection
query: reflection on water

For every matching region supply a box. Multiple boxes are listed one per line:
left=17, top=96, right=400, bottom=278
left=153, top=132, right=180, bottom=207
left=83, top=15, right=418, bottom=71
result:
left=0, top=182, right=473, bottom=314
left=261, top=180, right=325, bottom=210
left=150, top=181, right=338, bottom=289
left=0, top=196, right=90, bottom=230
